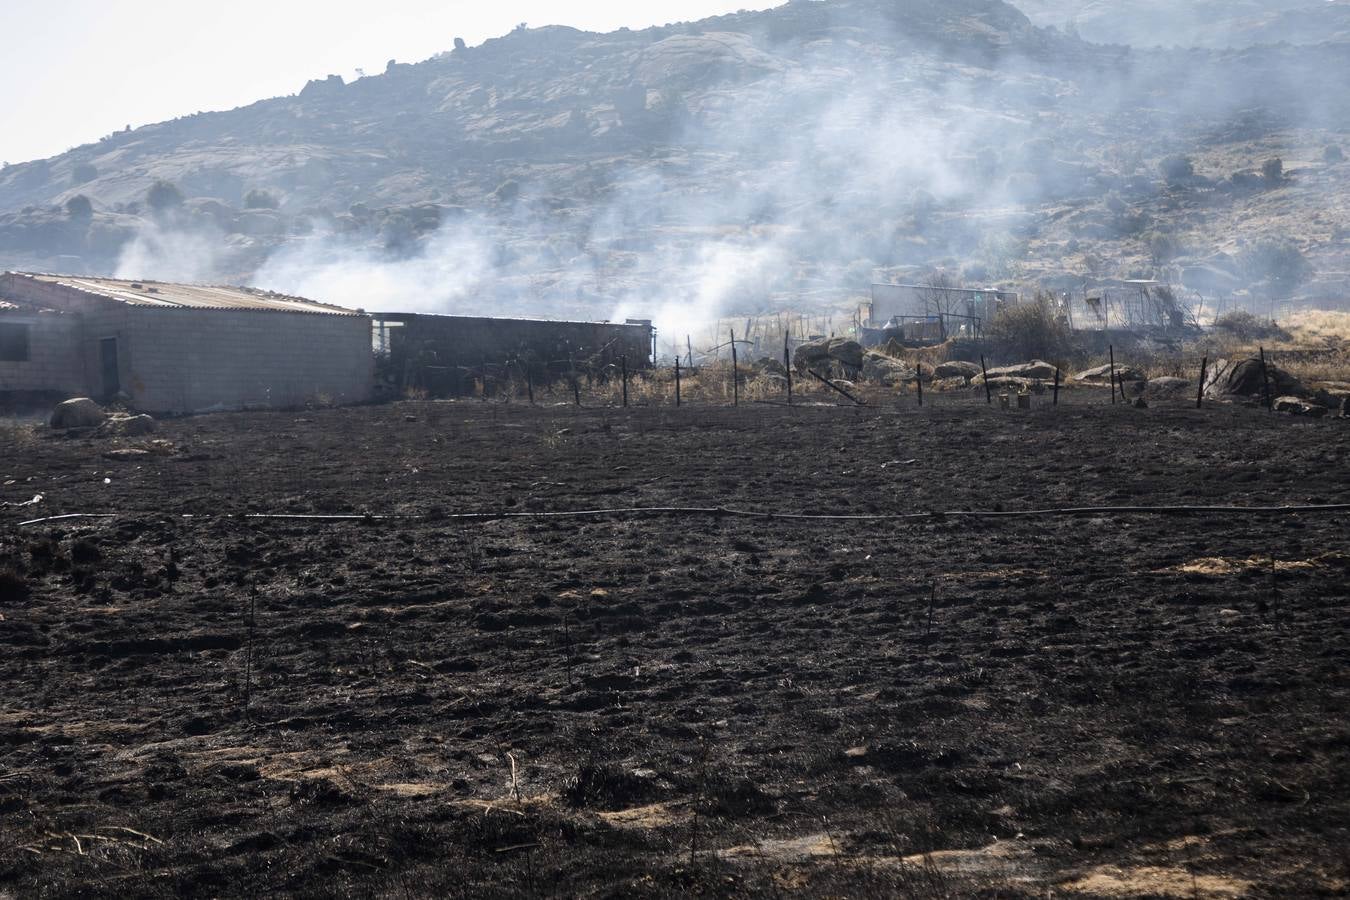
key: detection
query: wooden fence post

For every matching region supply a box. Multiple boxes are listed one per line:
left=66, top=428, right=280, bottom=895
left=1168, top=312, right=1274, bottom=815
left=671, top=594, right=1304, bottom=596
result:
left=784, top=331, right=793, bottom=406
left=1196, top=356, right=1207, bottom=410
left=1259, top=346, right=1273, bottom=412
left=916, top=370, right=924, bottom=407
left=730, top=328, right=739, bottom=407
left=1109, top=345, right=1117, bottom=405
left=980, top=355, right=992, bottom=404
left=621, top=355, right=629, bottom=407
left=675, top=358, right=681, bottom=408
left=1053, top=365, right=1060, bottom=406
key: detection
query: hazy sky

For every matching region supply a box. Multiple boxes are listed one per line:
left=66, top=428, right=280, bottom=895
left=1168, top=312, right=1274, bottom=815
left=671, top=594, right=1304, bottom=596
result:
left=0, top=1, right=780, bottom=165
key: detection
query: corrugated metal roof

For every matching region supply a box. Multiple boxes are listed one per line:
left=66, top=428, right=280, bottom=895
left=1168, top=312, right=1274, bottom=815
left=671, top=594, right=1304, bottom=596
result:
left=0, top=299, right=18, bottom=311
left=18, top=273, right=362, bottom=316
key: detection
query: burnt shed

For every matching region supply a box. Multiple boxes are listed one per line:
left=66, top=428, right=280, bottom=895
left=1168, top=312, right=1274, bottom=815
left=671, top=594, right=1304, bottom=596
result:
left=0, top=272, right=374, bottom=413
left=373, top=312, right=654, bottom=397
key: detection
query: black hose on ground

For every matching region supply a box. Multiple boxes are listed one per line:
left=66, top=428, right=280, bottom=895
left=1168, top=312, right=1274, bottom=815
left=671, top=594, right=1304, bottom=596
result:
left=13, top=503, right=1350, bottom=529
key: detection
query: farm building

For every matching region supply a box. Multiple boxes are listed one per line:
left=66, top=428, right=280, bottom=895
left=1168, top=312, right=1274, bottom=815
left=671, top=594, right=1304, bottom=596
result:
left=0, top=272, right=374, bottom=414
left=869, top=283, right=1019, bottom=339
left=372, top=312, right=654, bottom=397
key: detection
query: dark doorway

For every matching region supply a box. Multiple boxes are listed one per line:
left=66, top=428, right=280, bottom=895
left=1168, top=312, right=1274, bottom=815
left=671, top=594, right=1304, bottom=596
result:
left=99, top=338, right=120, bottom=400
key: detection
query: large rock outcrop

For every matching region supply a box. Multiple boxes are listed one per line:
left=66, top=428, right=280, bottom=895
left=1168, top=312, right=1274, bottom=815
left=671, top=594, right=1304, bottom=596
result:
left=50, top=398, right=107, bottom=429
left=1203, top=357, right=1306, bottom=401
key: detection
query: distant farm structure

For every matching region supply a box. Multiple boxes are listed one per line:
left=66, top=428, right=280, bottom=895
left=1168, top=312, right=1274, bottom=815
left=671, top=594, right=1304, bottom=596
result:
left=372, top=312, right=654, bottom=398
left=865, top=282, right=1019, bottom=345
left=1, top=271, right=656, bottom=412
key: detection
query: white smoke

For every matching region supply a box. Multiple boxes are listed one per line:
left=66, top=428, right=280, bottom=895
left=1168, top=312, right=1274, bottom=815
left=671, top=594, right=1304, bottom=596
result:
left=114, top=219, right=228, bottom=283
left=253, top=220, right=495, bottom=313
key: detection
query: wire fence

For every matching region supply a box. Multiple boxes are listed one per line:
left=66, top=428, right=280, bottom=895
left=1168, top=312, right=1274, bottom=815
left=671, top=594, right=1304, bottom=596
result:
left=407, top=342, right=1281, bottom=414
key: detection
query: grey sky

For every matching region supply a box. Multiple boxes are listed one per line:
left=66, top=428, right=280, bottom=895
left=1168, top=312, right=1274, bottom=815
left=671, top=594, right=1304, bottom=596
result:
left=0, top=1, right=779, bottom=165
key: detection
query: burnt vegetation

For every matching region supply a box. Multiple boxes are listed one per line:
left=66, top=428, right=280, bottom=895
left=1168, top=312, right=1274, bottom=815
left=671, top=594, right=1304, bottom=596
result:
left=1, top=399, right=1347, bottom=895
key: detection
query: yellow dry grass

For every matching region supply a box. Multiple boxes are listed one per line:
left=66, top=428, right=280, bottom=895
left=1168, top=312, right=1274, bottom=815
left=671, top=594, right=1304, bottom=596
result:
left=1285, top=309, right=1350, bottom=347
left=1170, top=554, right=1344, bottom=576
left=1063, top=865, right=1251, bottom=898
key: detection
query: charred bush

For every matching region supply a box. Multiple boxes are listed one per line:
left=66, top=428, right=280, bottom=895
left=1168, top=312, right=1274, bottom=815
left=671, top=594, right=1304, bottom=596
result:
left=0, top=567, right=29, bottom=604
left=1212, top=310, right=1290, bottom=343
left=562, top=760, right=660, bottom=810
left=702, top=774, right=774, bottom=818
left=1262, top=157, right=1284, bottom=185
left=1239, top=239, right=1312, bottom=297
left=985, top=295, right=1075, bottom=363
left=1159, top=154, right=1195, bottom=184
left=69, top=538, right=101, bottom=565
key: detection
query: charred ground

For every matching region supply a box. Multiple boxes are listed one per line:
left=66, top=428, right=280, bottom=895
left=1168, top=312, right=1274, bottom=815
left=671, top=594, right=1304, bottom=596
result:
left=1, top=396, right=1348, bottom=896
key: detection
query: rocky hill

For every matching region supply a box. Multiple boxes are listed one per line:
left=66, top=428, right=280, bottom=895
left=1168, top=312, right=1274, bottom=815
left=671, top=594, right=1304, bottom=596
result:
left=1, top=0, right=1347, bottom=330
left=1018, top=0, right=1350, bottom=49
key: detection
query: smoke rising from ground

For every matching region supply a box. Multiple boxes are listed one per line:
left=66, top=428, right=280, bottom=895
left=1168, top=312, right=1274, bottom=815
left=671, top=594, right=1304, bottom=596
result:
left=252, top=221, right=496, bottom=314
left=102, top=0, right=1350, bottom=345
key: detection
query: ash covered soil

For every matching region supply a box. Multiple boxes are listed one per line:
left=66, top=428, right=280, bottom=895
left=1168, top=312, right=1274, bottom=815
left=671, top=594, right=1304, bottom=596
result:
left=1, top=396, right=1348, bottom=897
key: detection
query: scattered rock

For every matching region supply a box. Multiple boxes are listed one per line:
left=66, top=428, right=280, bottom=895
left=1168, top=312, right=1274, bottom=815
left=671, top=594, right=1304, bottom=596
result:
left=934, top=360, right=981, bottom=380
left=825, top=338, right=863, bottom=370
left=1273, top=396, right=1326, bottom=417
left=1311, top=381, right=1350, bottom=410
left=1075, top=363, right=1146, bottom=385
left=1145, top=376, right=1192, bottom=399
left=930, top=376, right=971, bottom=392
left=103, top=448, right=151, bottom=461
left=792, top=339, right=831, bottom=371
left=980, top=375, right=1035, bottom=391
left=1203, top=357, right=1306, bottom=401
left=50, top=398, right=107, bottom=429
left=100, top=414, right=157, bottom=437
left=861, top=353, right=912, bottom=386
left=984, top=359, right=1059, bottom=381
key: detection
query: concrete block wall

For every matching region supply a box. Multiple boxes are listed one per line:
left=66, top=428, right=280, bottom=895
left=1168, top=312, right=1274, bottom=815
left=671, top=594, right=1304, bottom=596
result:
left=0, top=311, right=86, bottom=395
left=116, top=308, right=374, bottom=414
left=384, top=314, right=651, bottom=368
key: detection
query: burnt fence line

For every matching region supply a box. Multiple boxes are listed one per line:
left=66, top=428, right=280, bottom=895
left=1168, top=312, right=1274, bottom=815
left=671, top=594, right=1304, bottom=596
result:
left=401, top=350, right=1256, bottom=414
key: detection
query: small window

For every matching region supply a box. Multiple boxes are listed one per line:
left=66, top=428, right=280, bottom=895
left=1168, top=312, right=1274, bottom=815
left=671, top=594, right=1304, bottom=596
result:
left=0, top=323, right=30, bottom=362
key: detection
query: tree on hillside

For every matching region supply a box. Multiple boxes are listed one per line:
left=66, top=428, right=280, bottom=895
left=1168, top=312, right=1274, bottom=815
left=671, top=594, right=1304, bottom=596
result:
left=1261, top=157, right=1284, bottom=185
left=64, top=195, right=93, bottom=220
left=1239, top=239, right=1312, bottom=298
left=146, top=180, right=184, bottom=214
left=1159, top=154, right=1194, bottom=184
left=244, top=189, right=280, bottom=210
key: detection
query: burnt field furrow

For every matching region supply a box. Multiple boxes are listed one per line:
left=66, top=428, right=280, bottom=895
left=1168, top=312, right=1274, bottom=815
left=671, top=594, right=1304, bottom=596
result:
left=1, top=397, right=1348, bottom=897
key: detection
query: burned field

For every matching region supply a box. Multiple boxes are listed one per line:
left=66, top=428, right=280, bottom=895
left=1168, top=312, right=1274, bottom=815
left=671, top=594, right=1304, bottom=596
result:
left=1, top=398, right=1348, bottom=897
